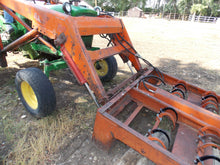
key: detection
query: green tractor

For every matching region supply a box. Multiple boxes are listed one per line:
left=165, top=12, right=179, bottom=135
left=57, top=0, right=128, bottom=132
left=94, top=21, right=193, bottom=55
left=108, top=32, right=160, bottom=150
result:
left=0, top=0, right=118, bottom=118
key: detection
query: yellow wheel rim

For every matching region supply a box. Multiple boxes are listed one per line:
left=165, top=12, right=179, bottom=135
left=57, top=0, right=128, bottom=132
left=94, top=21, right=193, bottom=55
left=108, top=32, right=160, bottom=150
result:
left=95, top=60, right=109, bottom=77
left=21, top=81, right=38, bottom=110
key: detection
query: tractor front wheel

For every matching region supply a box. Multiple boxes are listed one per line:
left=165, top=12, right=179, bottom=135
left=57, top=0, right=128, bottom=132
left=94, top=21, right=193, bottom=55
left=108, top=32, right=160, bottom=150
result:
left=95, top=56, right=118, bottom=82
left=15, top=67, right=56, bottom=118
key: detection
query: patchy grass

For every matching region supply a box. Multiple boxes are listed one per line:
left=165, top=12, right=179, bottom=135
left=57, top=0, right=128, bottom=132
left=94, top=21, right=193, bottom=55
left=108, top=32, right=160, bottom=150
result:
left=0, top=68, right=97, bottom=164
left=8, top=110, right=93, bottom=164
left=2, top=97, right=97, bottom=164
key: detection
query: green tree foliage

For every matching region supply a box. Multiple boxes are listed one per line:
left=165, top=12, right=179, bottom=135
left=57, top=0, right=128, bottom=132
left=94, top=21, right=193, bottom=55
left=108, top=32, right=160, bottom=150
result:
left=166, top=0, right=178, bottom=13
left=191, top=4, right=208, bottom=15
left=178, top=0, right=220, bottom=16
left=178, top=0, right=192, bottom=14
left=86, top=0, right=149, bottom=12
left=86, top=0, right=220, bottom=16
left=206, top=0, right=220, bottom=16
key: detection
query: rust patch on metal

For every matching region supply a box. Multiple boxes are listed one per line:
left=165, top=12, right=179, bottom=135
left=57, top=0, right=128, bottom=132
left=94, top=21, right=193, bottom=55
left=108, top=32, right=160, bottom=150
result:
left=54, top=33, right=67, bottom=47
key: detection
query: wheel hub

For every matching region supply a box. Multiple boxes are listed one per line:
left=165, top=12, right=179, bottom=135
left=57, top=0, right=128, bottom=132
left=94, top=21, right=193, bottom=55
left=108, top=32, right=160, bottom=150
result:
left=20, top=81, right=38, bottom=109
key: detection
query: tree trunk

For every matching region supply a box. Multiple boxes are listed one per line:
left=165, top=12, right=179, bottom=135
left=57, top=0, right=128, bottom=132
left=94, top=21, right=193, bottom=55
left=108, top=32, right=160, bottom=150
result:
left=191, top=12, right=196, bottom=22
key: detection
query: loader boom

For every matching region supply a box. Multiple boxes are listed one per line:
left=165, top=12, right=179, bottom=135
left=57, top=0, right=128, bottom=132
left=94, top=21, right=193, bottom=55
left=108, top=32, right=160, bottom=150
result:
left=0, top=0, right=141, bottom=102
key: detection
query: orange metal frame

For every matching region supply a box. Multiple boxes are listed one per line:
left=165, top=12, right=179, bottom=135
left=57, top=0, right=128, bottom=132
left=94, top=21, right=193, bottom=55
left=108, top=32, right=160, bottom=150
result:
left=93, top=69, right=220, bottom=164
left=0, top=1, right=219, bottom=164
left=0, top=0, right=141, bottom=103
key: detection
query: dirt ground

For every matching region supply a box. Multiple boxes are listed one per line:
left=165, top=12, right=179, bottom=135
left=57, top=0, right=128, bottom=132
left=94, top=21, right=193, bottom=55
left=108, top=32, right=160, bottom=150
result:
left=0, top=17, right=220, bottom=165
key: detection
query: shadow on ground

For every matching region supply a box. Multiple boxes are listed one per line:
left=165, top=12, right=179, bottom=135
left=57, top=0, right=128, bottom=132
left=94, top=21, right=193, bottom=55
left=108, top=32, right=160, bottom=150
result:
left=157, top=58, right=220, bottom=94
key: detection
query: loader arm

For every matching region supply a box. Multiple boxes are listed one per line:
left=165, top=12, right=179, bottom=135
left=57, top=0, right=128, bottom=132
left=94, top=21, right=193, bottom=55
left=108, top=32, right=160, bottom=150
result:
left=0, top=0, right=142, bottom=102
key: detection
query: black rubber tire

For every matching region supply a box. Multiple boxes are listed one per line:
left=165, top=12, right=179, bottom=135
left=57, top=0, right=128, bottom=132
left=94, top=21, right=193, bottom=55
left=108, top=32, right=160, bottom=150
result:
left=15, top=67, right=56, bottom=118
left=95, top=56, right=118, bottom=82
